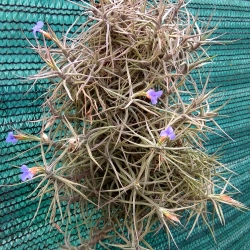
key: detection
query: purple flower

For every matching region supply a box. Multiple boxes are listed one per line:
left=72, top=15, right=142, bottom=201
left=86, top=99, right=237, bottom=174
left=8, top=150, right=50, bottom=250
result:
left=32, top=21, right=44, bottom=37
left=6, top=132, right=18, bottom=143
left=20, top=165, right=34, bottom=182
left=146, top=89, right=163, bottom=105
left=160, top=126, right=176, bottom=140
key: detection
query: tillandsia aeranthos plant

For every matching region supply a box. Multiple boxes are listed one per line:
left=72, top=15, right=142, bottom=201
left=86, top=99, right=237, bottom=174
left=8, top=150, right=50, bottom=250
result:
left=5, top=0, right=248, bottom=249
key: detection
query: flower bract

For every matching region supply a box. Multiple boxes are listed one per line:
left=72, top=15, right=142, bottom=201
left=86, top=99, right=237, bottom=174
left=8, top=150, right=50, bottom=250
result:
left=32, top=21, right=44, bottom=37
left=163, top=211, right=180, bottom=223
left=146, top=89, right=163, bottom=105
left=20, top=165, right=34, bottom=182
left=160, top=126, right=176, bottom=140
left=6, top=131, right=18, bottom=143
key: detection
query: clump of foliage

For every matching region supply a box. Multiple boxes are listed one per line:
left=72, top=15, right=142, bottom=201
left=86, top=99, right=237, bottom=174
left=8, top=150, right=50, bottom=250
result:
left=6, top=0, right=248, bottom=249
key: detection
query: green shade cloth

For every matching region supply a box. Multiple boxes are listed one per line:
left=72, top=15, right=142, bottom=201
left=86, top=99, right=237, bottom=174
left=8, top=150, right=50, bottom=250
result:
left=0, top=0, right=250, bottom=249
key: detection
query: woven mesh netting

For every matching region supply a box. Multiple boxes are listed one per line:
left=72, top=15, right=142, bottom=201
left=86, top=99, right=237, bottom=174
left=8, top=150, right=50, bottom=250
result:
left=1, top=0, right=250, bottom=249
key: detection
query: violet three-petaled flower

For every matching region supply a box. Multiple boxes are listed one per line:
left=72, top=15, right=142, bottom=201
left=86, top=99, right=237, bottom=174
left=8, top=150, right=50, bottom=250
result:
left=32, top=21, right=44, bottom=37
left=6, top=131, right=18, bottom=143
left=146, top=89, right=163, bottom=105
left=160, top=126, right=176, bottom=140
left=20, top=165, right=34, bottom=182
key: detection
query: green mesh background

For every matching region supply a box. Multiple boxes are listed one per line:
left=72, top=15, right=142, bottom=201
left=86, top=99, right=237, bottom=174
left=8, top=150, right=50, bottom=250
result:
left=1, top=0, right=250, bottom=249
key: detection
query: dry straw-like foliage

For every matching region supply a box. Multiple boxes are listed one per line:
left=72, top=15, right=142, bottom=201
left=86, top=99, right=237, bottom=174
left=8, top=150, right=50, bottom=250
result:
left=9, top=0, right=248, bottom=249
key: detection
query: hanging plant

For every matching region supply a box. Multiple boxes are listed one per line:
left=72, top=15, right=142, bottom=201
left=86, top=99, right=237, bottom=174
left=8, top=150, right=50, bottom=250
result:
left=5, top=0, right=248, bottom=249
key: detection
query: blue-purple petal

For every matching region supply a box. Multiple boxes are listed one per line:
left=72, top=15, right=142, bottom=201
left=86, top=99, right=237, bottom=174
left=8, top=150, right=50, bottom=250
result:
left=6, top=132, right=18, bottom=143
left=8, top=131, right=14, bottom=137
left=32, top=21, right=44, bottom=37
left=155, top=90, right=163, bottom=98
left=165, top=126, right=174, bottom=134
left=36, top=21, right=44, bottom=28
left=33, top=30, right=38, bottom=37
left=21, top=165, right=29, bottom=172
left=146, top=89, right=154, bottom=96
left=20, top=165, right=34, bottom=181
left=160, top=126, right=176, bottom=140
left=20, top=173, right=27, bottom=182
left=160, top=130, right=169, bottom=137
left=151, top=97, right=158, bottom=105
left=21, top=172, right=34, bottom=182
left=146, top=89, right=163, bottom=105
left=168, top=132, right=176, bottom=140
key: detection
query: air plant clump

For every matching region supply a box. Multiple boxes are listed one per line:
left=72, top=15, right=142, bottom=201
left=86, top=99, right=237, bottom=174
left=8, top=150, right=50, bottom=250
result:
left=6, top=0, right=248, bottom=249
